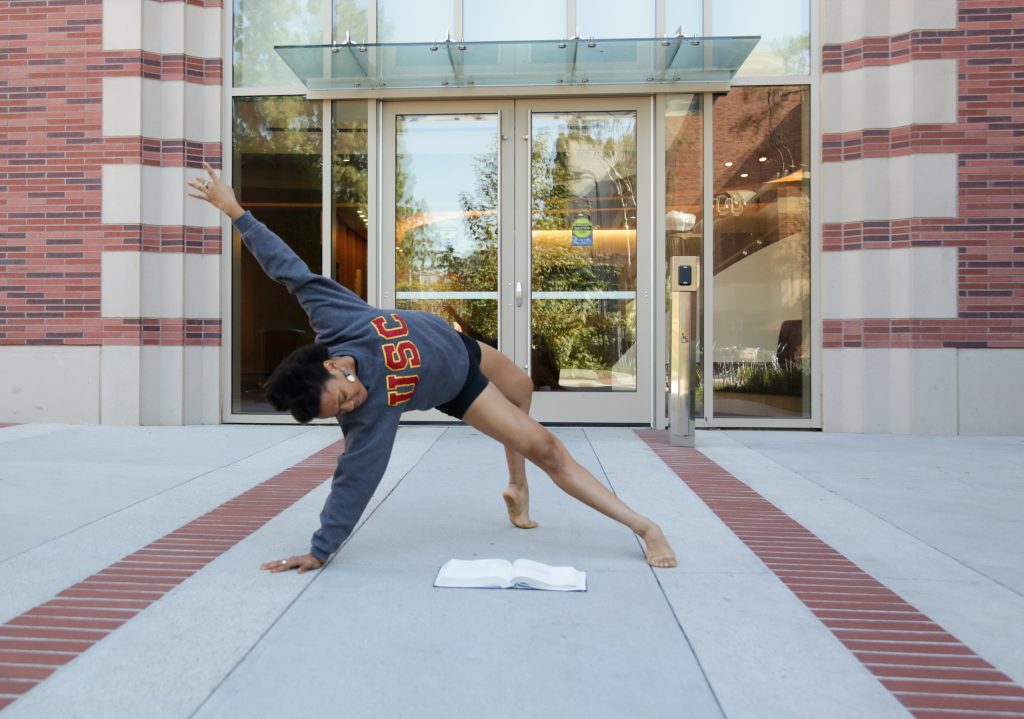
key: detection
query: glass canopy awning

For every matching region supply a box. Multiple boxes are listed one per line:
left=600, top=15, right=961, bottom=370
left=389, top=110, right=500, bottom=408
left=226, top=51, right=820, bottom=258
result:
left=275, top=35, right=760, bottom=91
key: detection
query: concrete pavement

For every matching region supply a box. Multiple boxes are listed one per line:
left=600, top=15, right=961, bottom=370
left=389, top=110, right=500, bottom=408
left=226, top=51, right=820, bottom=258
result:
left=0, top=423, right=1022, bottom=718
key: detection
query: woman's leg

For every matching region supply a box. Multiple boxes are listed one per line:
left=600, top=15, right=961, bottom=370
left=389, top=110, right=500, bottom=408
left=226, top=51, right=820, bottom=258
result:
left=462, top=381, right=677, bottom=568
left=475, top=341, right=538, bottom=529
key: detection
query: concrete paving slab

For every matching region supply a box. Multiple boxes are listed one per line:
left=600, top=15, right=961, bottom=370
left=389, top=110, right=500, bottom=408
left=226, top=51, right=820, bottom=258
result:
left=338, top=427, right=645, bottom=570
left=0, top=427, right=446, bottom=719
left=187, top=427, right=721, bottom=719
left=587, top=429, right=912, bottom=719
left=0, top=425, right=317, bottom=561
left=0, top=474, right=332, bottom=719
left=723, top=431, right=1024, bottom=593
left=195, top=563, right=724, bottom=719
left=655, top=571, right=912, bottom=719
left=698, top=430, right=1024, bottom=689
left=2, top=424, right=1022, bottom=719
left=584, top=428, right=770, bottom=576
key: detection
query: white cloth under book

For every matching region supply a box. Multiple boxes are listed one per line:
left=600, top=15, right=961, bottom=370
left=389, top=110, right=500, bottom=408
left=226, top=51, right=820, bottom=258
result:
left=434, top=558, right=587, bottom=592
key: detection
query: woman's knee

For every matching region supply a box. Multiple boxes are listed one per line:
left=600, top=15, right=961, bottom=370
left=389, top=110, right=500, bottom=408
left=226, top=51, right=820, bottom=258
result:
left=527, top=432, right=566, bottom=474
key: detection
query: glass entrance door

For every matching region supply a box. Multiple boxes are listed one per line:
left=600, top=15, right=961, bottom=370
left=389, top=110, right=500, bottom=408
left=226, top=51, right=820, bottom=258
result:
left=382, top=99, right=652, bottom=423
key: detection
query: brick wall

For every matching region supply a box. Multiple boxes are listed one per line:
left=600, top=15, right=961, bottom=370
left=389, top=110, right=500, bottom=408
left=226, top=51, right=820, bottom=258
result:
left=0, top=0, right=222, bottom=351
left=822, top=1, right=1024, bottom=351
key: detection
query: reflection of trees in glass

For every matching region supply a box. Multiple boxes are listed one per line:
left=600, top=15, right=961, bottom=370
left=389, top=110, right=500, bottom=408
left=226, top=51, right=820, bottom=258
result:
left=530, top=117, right=638, bottom=376
left=333, top=108, right=368, bottom=218
left=334, top=0, right=369, bottom=40
left=771, top=35, right=810, bottom=76
left=392, top=114, right=640, bottom=384
left=394, top=124, right=442, bottom=292
left=439, top=146, right=500, bottom=338
left=233, top=97, right=322, bottom=158
left=233, top=0, right=323, bottom=86
left=233, top=97, right=323, bottom=262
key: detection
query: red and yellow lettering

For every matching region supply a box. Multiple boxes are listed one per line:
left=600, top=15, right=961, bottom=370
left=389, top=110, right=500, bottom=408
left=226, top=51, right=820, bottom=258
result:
left=370, top=314, right=409, bottom=340
left=386, top=374, right=420, bottom=406
left=381, top=340, right=422, bottom=372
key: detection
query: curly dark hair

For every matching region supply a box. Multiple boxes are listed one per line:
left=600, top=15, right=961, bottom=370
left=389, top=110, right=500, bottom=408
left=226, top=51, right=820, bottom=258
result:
left=265, top=343, right=331, bottom=423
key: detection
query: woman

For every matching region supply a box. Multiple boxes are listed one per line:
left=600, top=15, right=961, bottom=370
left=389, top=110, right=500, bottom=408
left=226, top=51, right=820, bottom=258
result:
left=188, top=163, right=677, bottom=573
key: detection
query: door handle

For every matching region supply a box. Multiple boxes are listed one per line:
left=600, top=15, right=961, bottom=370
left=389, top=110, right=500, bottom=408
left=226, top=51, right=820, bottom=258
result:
left=515, top=281, right=523, bottom=307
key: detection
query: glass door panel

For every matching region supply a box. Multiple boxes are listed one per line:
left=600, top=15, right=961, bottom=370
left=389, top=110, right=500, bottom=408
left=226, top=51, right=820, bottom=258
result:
left=517, top=98, right=652, bottom=423
left=528, top=110, right=639, bottom=394
left=393, top=113, right=501, bottom=346
left=384, top=99, right=651, bottom=424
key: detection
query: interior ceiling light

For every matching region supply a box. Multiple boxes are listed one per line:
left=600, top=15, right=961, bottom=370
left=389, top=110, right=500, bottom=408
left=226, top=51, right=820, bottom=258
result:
left=740, top=173, right=749, bottom=178
left=724, top=161, right=734, bottom=167
left=758, top=156, right=768, bottom=162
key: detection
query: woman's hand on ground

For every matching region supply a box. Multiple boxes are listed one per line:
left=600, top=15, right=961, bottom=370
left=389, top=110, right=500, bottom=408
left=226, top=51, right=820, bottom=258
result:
left=187, top=161, right=245, bottom=220
left=260, top=554, right=324, bottom=574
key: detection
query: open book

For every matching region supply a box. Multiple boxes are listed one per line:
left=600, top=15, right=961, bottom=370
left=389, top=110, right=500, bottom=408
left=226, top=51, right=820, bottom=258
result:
left=434, top=558, right=587, bottom=592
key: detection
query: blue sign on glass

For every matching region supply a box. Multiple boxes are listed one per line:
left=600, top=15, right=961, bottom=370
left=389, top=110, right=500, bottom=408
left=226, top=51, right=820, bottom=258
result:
left=571, top=216, right=593, bottom=247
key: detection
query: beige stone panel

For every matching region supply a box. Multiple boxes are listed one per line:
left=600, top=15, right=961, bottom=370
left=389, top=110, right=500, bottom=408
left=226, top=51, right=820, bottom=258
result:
left=141, top=165, right=186, bottom=226
left=184, top=254, right=222, bottom=319
left=822, top=60, right=958, bottom=134
left=183, top=346, right=222, bottom=424
left=184, top=3, right=223, bottom=59
left=102, top=77, right=142, bottom=137
left=823, top=348, right=958, bottom=435
left=958, top=350, right=1024, bottom=436
left=141, top=252, right=185, bottom=318
left=102, top=164, right=143, bottom=225
left=141, top=79, right=185, bottom=140
left=823, top=154, right=958, bottom=224
left=142, top=0, right=185, bottom=55
left=823, top=247, right=959, bottom=320
left=184, top=83, right=222, bottom=144
left=141, top=346, right=184, bottom=425
left=824, top=0, right=958, bottom=44
left=102, top=0, right=142, bottom=50
left=101, top=251, right=142, bottom=318
left=0, top=347, right=100, bottom=423
left=100, top=346, right=141, bottom=425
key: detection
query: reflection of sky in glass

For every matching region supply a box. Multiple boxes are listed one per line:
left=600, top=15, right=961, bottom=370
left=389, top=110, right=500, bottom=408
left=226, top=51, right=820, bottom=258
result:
left=464, top=0, right=566, bottom=41
left=576, top=0, right=654, bottom=38
left=378, top=0, right=455, bottom=42
left=397, top=116, right=497, bottom=256
left=665, top=0, right=703, bottom=36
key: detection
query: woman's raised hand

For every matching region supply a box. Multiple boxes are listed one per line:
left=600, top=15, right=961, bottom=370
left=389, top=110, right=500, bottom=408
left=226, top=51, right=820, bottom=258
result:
left=187, top=161, right=245, bottom=220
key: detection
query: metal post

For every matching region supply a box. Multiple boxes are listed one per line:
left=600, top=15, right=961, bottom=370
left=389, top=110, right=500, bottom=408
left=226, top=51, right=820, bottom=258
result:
left=669, top=256, right=700, bottom=447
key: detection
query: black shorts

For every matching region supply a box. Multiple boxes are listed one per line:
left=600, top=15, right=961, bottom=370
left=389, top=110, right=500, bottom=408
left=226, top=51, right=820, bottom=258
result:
left=436, top=333, right=490, bottom=419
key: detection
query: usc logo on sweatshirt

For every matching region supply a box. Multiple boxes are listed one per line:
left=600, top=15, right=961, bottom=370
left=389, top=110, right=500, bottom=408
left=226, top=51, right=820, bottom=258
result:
left=370, top=314, right=421, bottom=407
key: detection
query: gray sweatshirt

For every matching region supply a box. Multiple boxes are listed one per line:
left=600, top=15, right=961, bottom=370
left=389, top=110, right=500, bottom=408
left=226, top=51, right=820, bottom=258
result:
left=234, top=212, right=470, bottom=562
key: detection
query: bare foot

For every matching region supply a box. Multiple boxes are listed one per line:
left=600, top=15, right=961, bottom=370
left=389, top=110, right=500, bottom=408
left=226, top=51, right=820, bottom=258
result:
left=502, top=484, right=539, bottom=529
left=640, top=524, right=677, bottom=568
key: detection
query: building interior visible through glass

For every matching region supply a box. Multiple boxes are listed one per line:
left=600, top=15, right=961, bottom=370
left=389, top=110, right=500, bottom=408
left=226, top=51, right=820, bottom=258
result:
left=666, top=87, right=810, bottom=420
left=394, top=111, right=639, bottom=393
left=231, top=0, right=812, bottom=419
left=233, top=98, right=370, bottom=413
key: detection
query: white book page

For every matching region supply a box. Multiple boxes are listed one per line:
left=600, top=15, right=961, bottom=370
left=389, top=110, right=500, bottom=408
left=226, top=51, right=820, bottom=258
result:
left=510, top=559, right=587, bottom=592
left=434, top=559, right=513, bottom=588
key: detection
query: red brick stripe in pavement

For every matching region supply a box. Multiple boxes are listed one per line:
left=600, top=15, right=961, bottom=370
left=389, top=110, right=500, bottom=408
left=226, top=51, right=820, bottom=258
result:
left=635, top=430, right=1024, bottom=719
left=0, top=440, right=343, bottom=712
